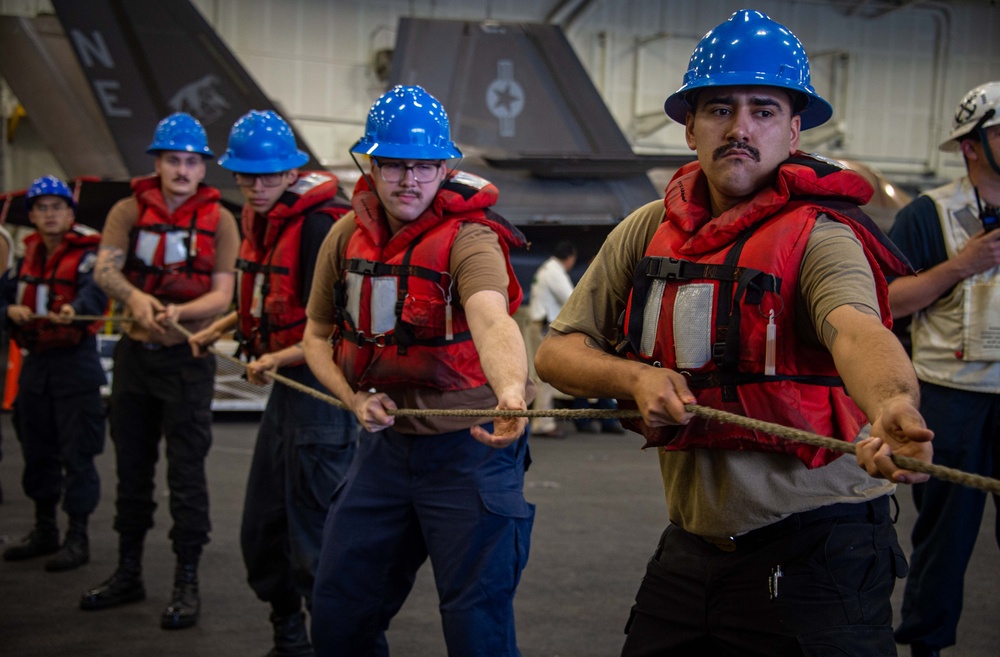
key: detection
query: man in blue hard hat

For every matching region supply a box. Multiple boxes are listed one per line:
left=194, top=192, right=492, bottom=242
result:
left=536, top=10, right=934, bottom=655
left=81, top=112, right=240, bottom=631
left=0, top=175, right=106, bottom=572
left=189, top=109, right=357, bottom=657
left=302, top=85, right=534, bottom=656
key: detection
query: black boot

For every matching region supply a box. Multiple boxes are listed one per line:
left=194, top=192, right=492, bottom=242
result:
left=264, top=610, right=313, bottom=657
left=161, top=562, right=200, bottom=629
left=46, top=515, right=90, bottom=572
left=3, top=505, right=59, bottom=561
left=80, top=536, right=145, bottom=610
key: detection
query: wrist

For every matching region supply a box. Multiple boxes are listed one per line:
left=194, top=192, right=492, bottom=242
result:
left=495, top=386, right=527, bottom=409
left=948, top=254, right=976, bottom=281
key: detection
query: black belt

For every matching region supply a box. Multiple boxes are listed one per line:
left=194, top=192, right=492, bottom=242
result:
left=134, top=339, right=188, bottom=352
left=692, top=496, right=890, bottom=553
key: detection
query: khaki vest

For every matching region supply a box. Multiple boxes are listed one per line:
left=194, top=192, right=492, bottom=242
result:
left=911, top=176, right=1000, bottom=392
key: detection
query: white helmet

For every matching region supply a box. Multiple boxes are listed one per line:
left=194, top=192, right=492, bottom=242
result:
left=940, top=81, right=1000, bottom=152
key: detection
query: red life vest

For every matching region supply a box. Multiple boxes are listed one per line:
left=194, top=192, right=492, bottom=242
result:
left=126, top=175, right=221, bottom=303
left=333, top=171, right=526, bottom=391
left=621, top=153, right=912, bottom=468
left=236, top=172, right=349, bottom=358
left=14, top=227, right=103, bottom=352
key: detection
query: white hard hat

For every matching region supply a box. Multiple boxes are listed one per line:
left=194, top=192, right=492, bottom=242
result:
left=940, top=81, right=1000, bottom=152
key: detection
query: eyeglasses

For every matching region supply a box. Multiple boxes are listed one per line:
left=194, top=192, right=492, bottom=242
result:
left=372, top=158, right=442, bottom=184
left=233, top=173, right=286, bottom=188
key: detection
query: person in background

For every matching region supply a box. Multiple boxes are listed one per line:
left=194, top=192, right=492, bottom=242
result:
left=888, top=81, right=1000, bottom=657
left=302, top=85, right=534, bottom=656
left=526, top=240, right=577, bottom=438
left=0, top=175, right=106, bottom=572
left=190, top=109, right=357, bottom=657
left=0, top=213, right=14, bottom=504
left=568, top=396, right=625, bottom=435
left=536, top=10, right=933, bottom=655
left=81, top=112, right=239, bottom=631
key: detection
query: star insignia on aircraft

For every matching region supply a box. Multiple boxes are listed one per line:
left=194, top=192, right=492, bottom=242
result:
left=491, top=83, right=521, bottom=114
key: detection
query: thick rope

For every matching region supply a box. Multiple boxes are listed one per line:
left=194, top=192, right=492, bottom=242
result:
left=28, top=314, right=130, bottom=322
left=158, top=318, right=1000, bottom=496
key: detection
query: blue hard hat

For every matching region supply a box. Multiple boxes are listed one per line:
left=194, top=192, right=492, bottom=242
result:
left=26, top=175, right=75, bottom=210
left=217, top=110, right=309, bottom=174
left=351, top=85, right=462, bottom=161
left=664, top=10, right=833, bottom=130
left=146, top=112, right=214, bottom=157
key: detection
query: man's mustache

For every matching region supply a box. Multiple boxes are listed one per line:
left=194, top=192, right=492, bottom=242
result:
left=713, top=141, right=761, bottom=162
left=173, top=176, right=190, bottom=183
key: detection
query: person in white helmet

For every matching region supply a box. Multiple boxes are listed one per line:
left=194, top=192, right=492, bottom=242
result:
left=888, top=81, right=1000, bottom=657
left=536, top=9, right=933, bottom=655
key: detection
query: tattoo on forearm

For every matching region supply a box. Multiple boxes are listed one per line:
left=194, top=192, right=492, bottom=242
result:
left=95, top=246, right=136, bottom=302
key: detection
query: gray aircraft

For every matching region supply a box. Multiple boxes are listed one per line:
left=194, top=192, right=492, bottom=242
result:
left=0, top=1, right=905, bottom=275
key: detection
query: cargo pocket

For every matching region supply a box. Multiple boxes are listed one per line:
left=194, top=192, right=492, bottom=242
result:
left=824, top=517, right=899, bottom=626
left=293, top=426, right=357, bottom=510
left=479, top=489, right=536, bottom=590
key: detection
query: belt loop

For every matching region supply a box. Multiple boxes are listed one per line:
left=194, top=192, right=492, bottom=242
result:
left=866, top=495, right=891, bottom=523
left=652, top=525, right=671, bottom=562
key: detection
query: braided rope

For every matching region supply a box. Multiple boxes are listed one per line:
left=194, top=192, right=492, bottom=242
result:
left=158, top=319, right=1000, bottom=496
left=27, top=314, right=130, bottom=322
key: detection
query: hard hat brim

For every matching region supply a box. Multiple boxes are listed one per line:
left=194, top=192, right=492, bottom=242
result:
left=218, top=150, right=310, bottom=174
left=664, top=81, right=833, bottom=131
left=349, top=140, right=462, bottom=161
left=939, top=114, right=1000, bottom=152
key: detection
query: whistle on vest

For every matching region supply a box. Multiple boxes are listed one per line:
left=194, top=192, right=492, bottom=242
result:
left=764, top=309, right=777, bottom=376
left=251, top=273, right=264, bottom=318
left=442, top=278, right=454, bottom=341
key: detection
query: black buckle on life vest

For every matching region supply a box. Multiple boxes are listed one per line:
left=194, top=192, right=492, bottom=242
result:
left=645, top=257, right=690, bottom=281
left=347, top=258, right=379, bottom=276
left=712, top=342, right=727, bottom=362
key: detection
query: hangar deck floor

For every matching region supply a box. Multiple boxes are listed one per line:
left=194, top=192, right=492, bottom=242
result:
left=0, top=412, right=996, bottom=656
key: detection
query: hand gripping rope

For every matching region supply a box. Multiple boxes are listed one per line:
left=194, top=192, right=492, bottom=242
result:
left=26, top=314, right=1000, bottom=496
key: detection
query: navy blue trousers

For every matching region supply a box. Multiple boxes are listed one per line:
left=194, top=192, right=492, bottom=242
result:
left=311, top=425, right=534, bottom=657
left=895, top=382, right=1000, bottom=651
left=14, top=385, right=105, bottom=517
left=241, top=364, right=357, bottom=611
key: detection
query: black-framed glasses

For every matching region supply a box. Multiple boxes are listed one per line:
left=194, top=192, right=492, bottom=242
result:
left=372, top=157, right=442, bottom=184
left=233, top=172, right=286, bottom=188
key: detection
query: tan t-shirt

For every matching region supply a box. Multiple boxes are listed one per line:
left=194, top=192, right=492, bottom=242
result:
left=551, top=199, right=895, bottom=536
left=103, top=193, right=239, bottom=345
left=308, top=213, right=532, bottom=435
